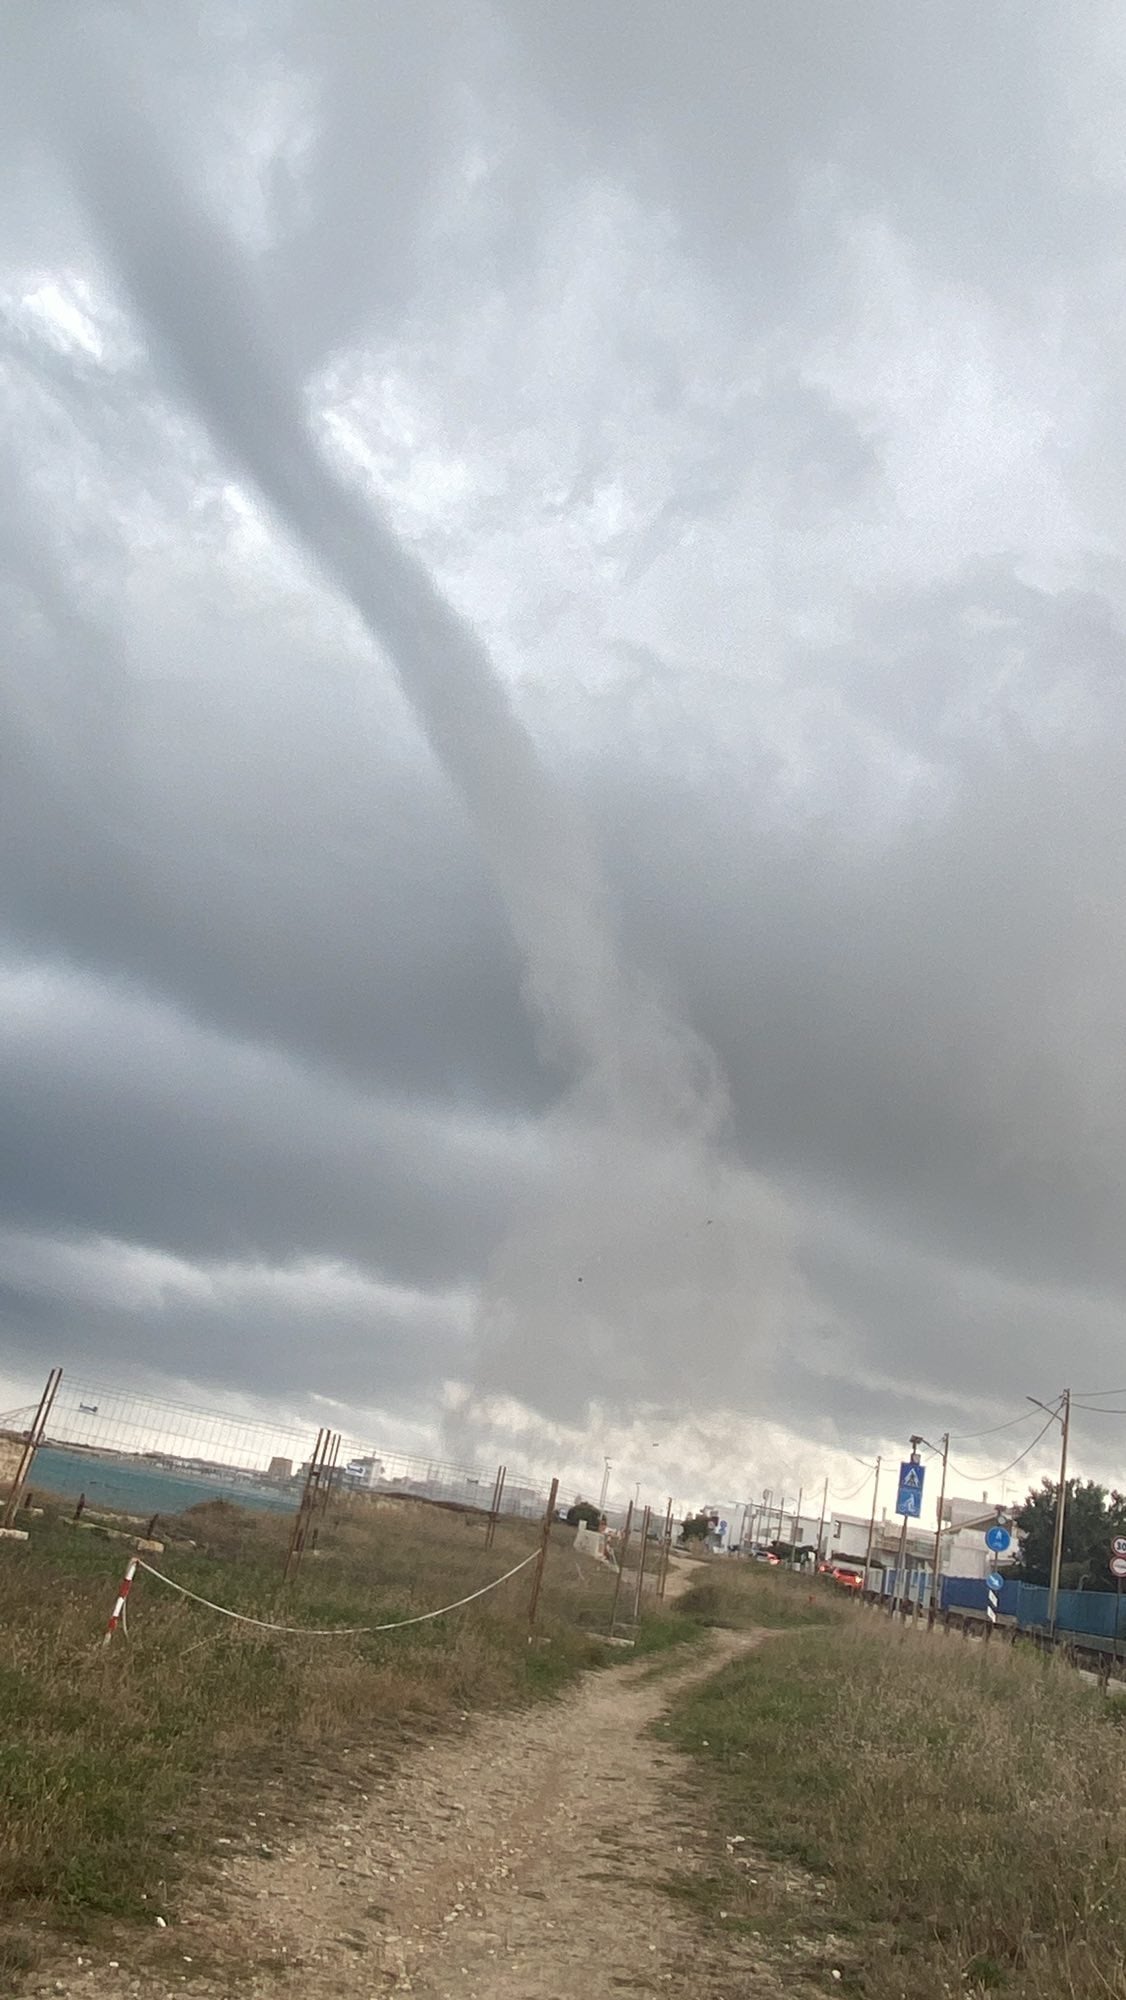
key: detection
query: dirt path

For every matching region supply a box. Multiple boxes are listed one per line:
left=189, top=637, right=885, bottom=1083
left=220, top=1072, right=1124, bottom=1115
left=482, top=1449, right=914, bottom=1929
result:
left=33, top=1594, right=789, bottom=1999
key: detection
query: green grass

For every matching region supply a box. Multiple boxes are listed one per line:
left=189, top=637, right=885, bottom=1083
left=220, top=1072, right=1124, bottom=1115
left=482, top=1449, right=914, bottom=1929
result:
left=677, top=1559, right=846, bottom=1630
left=663, top=1608, right=1126, bottom=1998
left=0, top=1492, right=622, bottom=1973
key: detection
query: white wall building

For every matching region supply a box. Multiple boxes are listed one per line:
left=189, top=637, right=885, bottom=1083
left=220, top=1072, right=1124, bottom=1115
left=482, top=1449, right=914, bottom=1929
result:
left=938, top=1495, right=1009, bottom=1582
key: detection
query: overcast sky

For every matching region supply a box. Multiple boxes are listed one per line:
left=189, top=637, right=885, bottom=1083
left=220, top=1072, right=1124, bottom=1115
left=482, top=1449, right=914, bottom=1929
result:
left=3, top=0, right=1126, bottom=1511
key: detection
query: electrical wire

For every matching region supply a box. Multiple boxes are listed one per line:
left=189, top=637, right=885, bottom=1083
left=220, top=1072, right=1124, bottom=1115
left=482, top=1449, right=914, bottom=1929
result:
left=833, top=1468, right=877, bottom=1505
left=766, top=1396, right=1061, bottom=1524
left=946, top=1406, right=1060, bottom=1485
left=1073, top=1405, right=1126, bottom=1415
left=947, top=1406, right=1046, bottom=1443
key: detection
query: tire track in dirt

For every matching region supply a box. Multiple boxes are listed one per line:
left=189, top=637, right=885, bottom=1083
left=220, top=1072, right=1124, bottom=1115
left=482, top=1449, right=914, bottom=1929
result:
left=215, top=1628, right=781, bottom=1998
left=33, top=1600, right=797, bottom=1998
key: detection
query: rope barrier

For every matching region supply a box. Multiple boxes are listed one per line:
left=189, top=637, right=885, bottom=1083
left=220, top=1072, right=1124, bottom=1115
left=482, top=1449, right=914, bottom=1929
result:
left=130, top=1549, right=539, bottom=1637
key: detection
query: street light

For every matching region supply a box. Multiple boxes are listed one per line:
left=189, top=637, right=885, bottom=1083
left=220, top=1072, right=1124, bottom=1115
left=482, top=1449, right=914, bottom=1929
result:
left=598, top=1458, right=611, bottom=1513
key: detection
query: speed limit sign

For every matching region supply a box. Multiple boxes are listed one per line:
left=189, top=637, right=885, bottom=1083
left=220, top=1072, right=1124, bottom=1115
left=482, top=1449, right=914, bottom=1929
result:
left=1113, top=1537, right=1126, bottom=1557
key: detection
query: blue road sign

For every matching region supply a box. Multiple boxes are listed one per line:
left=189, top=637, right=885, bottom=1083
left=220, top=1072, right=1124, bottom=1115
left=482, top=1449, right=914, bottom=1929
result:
left=987, top=1571, right=1004, bottom=1591
left=896, top=1460, right=925, bottom=1517
left=985, top=1524, right=1011, bottom=1554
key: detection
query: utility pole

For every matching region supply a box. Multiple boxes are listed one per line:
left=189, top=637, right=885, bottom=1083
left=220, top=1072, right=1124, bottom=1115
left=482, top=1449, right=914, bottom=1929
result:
left=929, top=1434, right=949, bottom=1627
left=863, top=1456, right=881, bottom=1591
left=893, top=1438, right=923, bottom=1622
left=815, top=1476, right=829, bottom=1566
left=790, top=1485, right=803, bottom=1568
left=1028, top=1390, right=1070, bottom=1633
left=598, top=1459, right=611, bottom=1515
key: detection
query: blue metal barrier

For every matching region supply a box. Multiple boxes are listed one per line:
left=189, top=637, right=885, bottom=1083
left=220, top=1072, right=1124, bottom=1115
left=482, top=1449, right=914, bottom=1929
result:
left=941, top=1574, right=1126, bottom=1644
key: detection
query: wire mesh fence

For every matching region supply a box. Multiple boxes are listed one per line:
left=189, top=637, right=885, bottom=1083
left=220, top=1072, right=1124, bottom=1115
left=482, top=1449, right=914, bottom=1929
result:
left=0, top=1374, right=553, bottom=1528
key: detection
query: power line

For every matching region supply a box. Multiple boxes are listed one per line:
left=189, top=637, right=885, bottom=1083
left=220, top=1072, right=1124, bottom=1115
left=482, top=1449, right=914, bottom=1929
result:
left=947, top=1407, right=1060, bottom=1486
left=833, top=1470, right=875, bottom=1504
left=948, top=1406, right=1045, bottom=1443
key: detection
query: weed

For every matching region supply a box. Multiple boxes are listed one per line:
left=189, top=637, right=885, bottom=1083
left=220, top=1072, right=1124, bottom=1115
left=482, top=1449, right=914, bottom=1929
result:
left=0, top=1495, right=616, bottom=1961
left=678, top=1563, right=844, bottom=1630
left=664, top=1608, right=1126, bottom=1998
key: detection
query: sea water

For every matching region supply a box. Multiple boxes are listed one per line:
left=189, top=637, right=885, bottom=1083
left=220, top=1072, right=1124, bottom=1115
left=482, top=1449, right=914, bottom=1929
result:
left=26, top=1445, right=297, bottom=1519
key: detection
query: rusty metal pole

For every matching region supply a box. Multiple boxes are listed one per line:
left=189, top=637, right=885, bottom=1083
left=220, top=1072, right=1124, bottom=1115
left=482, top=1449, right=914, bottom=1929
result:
left=608, top=1499, right=635, bottom=1634
left=656, top=1496, right=674, bottom=1600
left=485, top=1463, right=506, bottom=1548
left=284, top=1427, right=326, bottom=1580
left=632, top=1506, right=653, bottom=1625
left=527, top=1476, right=559, bottom=1636
left=484, top=1463, right=501, bottom=1541
left=323, top=1432, right=342, bottom=1507
left=310, top=1430, right=342, bottom=1553
left=2, top=1366, right=62, bottom=1529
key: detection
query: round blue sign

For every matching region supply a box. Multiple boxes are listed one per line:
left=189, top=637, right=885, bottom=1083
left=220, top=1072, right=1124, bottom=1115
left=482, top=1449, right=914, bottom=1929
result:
left=985, top=1524, right=1011, bottom=1553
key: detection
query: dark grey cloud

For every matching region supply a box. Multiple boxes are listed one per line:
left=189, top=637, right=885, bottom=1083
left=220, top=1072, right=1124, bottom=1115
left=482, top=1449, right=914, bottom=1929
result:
left=0, top=968, right=537, bottom=1285
left=3, top=1, right=1126, bottom=1503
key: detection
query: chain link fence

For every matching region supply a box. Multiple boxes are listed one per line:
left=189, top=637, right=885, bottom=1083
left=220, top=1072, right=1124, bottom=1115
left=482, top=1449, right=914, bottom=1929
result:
left=1, top=1375, right=552, bottom=1526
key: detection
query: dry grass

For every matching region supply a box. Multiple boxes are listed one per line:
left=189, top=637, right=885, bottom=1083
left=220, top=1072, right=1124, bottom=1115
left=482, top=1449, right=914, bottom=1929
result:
left=0, top=1489, right=639, bottom=1969
left=677, top=1559, right=846, bottom=1630
left=665, top=1591, right=1126, bottom=1998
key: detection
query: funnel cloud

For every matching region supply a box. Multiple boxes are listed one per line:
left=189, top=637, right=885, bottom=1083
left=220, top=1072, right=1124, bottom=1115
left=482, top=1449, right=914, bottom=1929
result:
left=3, top=4, right=1126, bottom=1506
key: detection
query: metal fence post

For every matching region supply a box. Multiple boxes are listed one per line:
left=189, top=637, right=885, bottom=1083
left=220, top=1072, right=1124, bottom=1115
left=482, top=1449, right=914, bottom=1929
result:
left=485, top=1464, right=506, bottom=1548
left=608, top=1499, right=635, bottom=1635
left=527, top=1476, right=559, bottom=1636
left=632, top=1505, right=653, bottom=1625
left=656, top=1497, right=673, bottom=1600
left=1, top=1366, right=62, bottom=1529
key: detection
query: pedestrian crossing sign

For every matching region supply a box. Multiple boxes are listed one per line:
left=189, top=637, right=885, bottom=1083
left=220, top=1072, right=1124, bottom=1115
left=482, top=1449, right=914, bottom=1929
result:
left=896, top=1459, right=925, bottom=1518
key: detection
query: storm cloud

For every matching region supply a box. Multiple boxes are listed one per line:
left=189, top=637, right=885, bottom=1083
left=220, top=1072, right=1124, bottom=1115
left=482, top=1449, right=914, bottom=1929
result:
left=3, top=1, right=1126, bottom=1505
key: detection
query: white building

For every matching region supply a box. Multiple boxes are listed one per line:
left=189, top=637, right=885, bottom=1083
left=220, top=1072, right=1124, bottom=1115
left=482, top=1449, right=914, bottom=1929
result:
left=938, top=1495, right=1010, bottom=1582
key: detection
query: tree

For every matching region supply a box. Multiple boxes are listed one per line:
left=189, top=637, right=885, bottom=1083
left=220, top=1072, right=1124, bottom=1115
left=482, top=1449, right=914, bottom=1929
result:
left=1013, top=1477, right=1126, bottom=1591
left=680, top=1512, right=711, bottom=1543
left=565, top=1500, right=603, bottom=1529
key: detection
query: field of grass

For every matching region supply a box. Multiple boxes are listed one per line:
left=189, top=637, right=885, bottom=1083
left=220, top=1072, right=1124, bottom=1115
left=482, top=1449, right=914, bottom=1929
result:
left=664, top=1589, right=1126, bottom=1998
left=0, top=1489, right=686, bottom=1980
left=676, top=1559, right=846, bottom=1630
left=28, top=1511, right=1117, bottom=2000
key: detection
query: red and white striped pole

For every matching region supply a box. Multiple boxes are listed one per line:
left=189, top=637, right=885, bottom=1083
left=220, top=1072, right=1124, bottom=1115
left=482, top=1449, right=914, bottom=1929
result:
left=103, top=1555, right=138, bottom=1647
